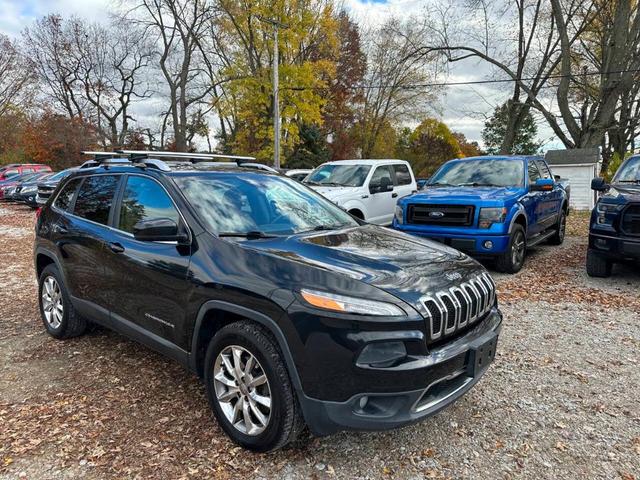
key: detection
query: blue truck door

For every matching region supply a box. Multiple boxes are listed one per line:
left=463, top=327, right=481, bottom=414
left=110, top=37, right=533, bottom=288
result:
left=522, top=160, right=543, bottom=237
left=536, top=160, right=562, bottom=230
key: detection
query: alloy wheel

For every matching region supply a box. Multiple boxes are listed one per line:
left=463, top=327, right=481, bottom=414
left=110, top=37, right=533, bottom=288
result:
left=213, top=345, right=272, bottom=436
left=42, top=276, right=63, bottom=329
left=511, top=230, right=526, bottom=268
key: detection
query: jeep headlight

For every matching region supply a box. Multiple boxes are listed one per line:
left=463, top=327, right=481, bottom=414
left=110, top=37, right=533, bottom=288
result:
left=479, top=207, right=507, bottom=229
left=300, top=289, right=404, bottom=316
left=394, top=205, right=404, bottom=224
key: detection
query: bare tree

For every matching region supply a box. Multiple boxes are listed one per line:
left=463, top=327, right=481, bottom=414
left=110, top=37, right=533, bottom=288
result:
left=0, top=34, right=34, bottom=117
left=22, top=15, right=153, bottom=147
left=425, top=0, right=596, bottom=154
left=129, top=0, right=221, bottom=151
left=357, top=18, right=443, bottom=158
left=71, top=19, right=154, bottom=148
left=22, top=15, right=88, bottom=119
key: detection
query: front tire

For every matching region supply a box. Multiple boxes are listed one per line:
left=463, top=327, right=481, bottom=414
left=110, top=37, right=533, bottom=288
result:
left=204, top=321, right=304, bottom=452
left=495, top=225, right=526, bottom=274
left=38, top=264, right=86, bottom=339
left=586, top=249, right=612, bottom=277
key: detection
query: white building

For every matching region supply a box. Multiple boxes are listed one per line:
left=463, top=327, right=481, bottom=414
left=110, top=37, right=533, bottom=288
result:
left=545, top=148, right=602, bottom=211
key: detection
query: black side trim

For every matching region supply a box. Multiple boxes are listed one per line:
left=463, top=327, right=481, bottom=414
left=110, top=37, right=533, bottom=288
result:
left=70, top=295, right=189, bottom=368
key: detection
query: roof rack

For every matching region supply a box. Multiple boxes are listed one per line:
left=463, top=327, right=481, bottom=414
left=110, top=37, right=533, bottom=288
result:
left=115, top=150, right=256, bottom=164
left=79, top=150, right=275, bottom=173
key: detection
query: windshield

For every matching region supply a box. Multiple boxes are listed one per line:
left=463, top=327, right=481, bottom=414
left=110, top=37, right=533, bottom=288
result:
left=428, top=158, right=525, bottom=187
left=613, top=156, right=640, bottom=183
left=173, top=172, right=359, bottom=236
left=305, top=164, right=371, bottom=187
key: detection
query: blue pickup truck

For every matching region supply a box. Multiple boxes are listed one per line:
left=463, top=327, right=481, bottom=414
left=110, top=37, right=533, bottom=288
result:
left=392, top=156, right=569, bottom=273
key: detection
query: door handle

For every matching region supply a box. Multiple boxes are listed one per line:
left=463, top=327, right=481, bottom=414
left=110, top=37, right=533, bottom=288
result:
left=392, top=192, right=398, bottom=198
left=108, top=242, right=125, bottom=254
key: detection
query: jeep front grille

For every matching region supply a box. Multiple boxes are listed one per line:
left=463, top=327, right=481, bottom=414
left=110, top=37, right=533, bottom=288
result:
left=407, top=204, right=475, bottom=226
left=621, top=204, right=640, bottom=236
left=422, top=272, right=496, bottom=343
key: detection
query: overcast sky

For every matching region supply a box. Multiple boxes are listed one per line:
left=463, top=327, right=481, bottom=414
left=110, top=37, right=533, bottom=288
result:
left=0, top=0, right=562, bottom=151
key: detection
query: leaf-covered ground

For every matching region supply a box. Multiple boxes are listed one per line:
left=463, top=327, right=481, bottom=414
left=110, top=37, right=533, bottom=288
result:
left=0, top=204, right=638, bottom=480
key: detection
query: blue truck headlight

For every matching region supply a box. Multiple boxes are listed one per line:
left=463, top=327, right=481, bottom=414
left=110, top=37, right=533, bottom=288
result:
left=394, top=205, right=404, bottom=224
left=479, top=207, right=507, bottom=229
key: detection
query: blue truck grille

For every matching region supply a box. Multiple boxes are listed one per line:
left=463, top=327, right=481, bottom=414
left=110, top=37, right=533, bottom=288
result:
left=422, top=272, right=496, bottom=344
left=407, top=204, right=475, bottom=226
left=621, top=204, right=640, bottom=236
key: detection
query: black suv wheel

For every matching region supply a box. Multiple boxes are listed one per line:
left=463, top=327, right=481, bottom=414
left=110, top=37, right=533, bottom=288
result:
left=204, top=321, right=304, bottom=452
left=38, top=264, right=87, bottom=339
left=495, top=225, right=526, bottom=273
left=586, top=248, right=612, bottom=277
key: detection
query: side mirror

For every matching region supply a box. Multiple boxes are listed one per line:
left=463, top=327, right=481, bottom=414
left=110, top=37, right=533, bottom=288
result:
left=553, top=175, right=561, bottom=182
left=133, top=218, right=189, bottom=243
left=531, top=178, right=554, bottom=191
left=591, top=177, right=609, bottom=192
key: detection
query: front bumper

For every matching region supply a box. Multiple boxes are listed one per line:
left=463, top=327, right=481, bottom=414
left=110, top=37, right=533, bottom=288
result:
left=589, top=231, right=640, bottom=260
left=297, top=309, right=502, bottom=435
left=394, top=223, right=510, bottom=255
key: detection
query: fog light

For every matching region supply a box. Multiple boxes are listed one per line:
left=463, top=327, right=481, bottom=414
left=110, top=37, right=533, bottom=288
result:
left=483, top=240, right=493, bottom=249
left=356, top=341, right=407, bottom=367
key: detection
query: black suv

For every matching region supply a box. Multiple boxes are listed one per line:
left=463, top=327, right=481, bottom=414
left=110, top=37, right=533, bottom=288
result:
left=588, top=155, right=640, bottom=277
left=34, top=151, right=502, bottom=451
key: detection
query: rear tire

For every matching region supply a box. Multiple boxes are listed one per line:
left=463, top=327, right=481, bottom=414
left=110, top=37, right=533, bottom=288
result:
left=586, top=249, right=612, bottom=277
left=38, top=264, right=86, bottom=339
left=204, top=321, right=304, bottom=452
left=548, top=209, right=567, bottom=245
left=495, top=225, right=526, bottom=274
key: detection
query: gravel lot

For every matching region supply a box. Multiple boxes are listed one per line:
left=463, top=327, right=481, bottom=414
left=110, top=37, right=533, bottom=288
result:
left=1, top=204, right=638, bottom=480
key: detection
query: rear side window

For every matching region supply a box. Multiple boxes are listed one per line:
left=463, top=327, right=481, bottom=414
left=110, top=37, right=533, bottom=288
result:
left=527, top=161, right=541, bottom=184
left=74, top=175, right=120, bottom=225
left=54, top=178, right=82, bottom=211
left=536, top=160, right=552, bottom=179
left=118, top=176, right=180, bottom=234
left=393, top=164, right=412, bottom=185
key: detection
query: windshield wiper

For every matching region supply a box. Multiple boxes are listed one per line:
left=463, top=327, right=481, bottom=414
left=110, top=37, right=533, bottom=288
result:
left=616, top=179, right=640, bottom=184
left=218, top=231, right=278, bottom=240
left=310, top=223, right=351, bottom=232
left=457, top=182, right=502, bottom=187
left=427, top=182, right=455, bottom=187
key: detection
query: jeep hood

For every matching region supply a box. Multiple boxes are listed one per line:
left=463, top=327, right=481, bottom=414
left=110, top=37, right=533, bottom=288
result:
left=409, top=186, right=522, bottom=204
left=238, top=224, right=486, bottom=316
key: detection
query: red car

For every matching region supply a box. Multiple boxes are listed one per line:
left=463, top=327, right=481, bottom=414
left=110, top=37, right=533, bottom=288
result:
left=0, top=164, right=52, bottom=182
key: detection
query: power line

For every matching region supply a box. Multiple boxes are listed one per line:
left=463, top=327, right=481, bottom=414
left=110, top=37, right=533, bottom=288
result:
left=280, top=67, right=640, bottom=91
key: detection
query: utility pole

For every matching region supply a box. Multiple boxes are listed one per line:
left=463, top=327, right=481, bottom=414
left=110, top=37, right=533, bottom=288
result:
left=257, top=16, right=288, bottom=170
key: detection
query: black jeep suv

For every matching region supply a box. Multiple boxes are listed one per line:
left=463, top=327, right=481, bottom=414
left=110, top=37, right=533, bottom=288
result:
left=34, top=152, right=502, bottom=451
left=588, top=155, right=640, bottom=277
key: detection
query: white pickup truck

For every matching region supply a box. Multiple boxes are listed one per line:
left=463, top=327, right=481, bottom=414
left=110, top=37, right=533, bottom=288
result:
left=303, top=159, right=418, bottom=225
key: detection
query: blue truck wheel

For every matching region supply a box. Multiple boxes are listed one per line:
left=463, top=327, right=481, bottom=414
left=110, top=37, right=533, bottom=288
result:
left=495, top=225, right=526, bottom=273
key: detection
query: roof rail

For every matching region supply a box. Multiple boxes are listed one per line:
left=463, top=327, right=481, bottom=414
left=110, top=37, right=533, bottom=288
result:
left=115, top=150, right=256, bottom=164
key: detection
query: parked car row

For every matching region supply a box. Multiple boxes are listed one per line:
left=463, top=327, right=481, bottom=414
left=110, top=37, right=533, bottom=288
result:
left=300, top=156, right=569, bottom=274
left=0, top=165, right=77, bottom=208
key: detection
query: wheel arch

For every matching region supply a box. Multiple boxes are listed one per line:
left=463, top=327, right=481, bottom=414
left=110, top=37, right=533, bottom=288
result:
left=508, top=207, right=528, bottom=234
left=189, top=301, right=303, bottom=393
left=35, top=248, right=65, bottom=281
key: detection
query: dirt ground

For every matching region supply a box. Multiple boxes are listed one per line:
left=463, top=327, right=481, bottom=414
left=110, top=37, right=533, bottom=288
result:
left=0, top=204, right=638, bottom=480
